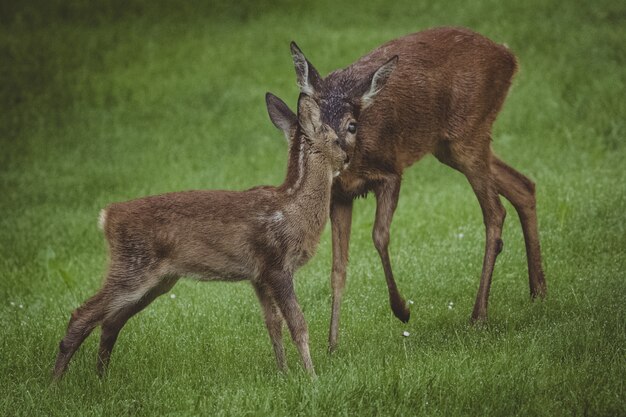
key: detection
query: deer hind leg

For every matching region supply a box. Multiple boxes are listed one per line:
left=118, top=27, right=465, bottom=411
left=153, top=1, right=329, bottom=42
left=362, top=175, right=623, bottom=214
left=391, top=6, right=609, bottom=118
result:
left=372, top=176, right=410, bottom=323
left=491, top=156, right=546, bottom=298
left=438, top=140, right=507, bottom=322
left=328, top=198, right=353, bottom=353
left=97, top=275, right=178, bottom=377
left=465, top=166, right=506, bottom=322
left=462, top=151, right=507, bottom=321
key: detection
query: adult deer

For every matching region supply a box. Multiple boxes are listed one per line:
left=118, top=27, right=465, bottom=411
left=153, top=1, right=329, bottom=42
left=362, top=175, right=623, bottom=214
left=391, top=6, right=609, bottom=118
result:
left=53, top=95, right=347, bottom=379
left=271, top=26, right=546, bottom=352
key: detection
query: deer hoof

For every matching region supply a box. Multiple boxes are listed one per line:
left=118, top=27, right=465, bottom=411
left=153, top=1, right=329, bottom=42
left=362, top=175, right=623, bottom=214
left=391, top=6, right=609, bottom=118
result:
left=392, top=302, right=411, bottom=323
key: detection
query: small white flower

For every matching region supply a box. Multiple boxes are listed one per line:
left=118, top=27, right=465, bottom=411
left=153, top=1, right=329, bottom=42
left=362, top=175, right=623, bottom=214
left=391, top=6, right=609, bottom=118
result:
left=457, top=233, right=464, bottom=239
left=10, top=302, right=15, bottom=307
left=18, top=304, right=23, bottom=309
left=170, top=294, right=176, bottom=299
left=402, top=331, right=410, bottom=337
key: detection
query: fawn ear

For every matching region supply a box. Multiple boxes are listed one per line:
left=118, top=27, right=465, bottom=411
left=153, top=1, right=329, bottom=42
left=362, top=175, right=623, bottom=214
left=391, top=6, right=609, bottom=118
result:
left=361, top=55, right=398, bottom=108
left=290, top=41, right=322, bottom=96
left=266, top=92, right=297, bottom=141
left=297, top=94, right=322, bottom=139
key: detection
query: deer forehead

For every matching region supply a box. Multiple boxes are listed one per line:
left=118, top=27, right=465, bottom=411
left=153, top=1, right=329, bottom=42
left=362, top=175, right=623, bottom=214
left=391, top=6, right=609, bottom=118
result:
left=319, top=96, right=355, bottom=134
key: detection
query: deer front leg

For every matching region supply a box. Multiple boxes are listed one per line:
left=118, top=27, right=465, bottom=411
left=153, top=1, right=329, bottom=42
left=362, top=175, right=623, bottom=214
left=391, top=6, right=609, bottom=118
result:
left=253, top=281, right=286, bottom=372
left=373, top=176, right=410, bottom=323
left=266, top=271, right=315, bottom=376
left=328, top=197, right=353, bottom=353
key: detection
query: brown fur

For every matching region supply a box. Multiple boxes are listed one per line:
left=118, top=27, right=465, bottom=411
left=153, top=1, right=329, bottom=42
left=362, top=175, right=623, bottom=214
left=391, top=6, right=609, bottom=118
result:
left=52, top=96, right=347, bottom=380
left=284, top=27, right=547, bottom=352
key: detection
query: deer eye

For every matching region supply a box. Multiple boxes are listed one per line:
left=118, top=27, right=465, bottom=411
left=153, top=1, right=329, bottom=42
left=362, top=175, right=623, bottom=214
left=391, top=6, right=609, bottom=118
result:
left=334, top=139, right=340, bottom=146
left=347, top=122, right=357, bottom=134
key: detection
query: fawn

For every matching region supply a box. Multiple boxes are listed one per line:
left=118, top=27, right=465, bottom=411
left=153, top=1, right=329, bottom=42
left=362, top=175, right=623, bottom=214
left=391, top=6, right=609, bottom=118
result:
left=53, top=95, right=348, bottom=379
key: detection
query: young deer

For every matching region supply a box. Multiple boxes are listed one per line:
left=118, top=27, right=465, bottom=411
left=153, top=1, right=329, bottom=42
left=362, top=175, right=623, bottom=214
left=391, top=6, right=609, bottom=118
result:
left=274, top=26, right=547, bottom=352
left=52, top=95, right=348, bottom=380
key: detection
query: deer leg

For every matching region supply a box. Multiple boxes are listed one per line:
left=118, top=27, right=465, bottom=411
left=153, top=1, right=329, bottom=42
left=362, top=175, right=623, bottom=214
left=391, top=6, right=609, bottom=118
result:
left=491, top=157, right=546, bottom=298
left=372, top=176, right=410, bottom=323
left=53, top=289, right=108, bottom=380
left=461, top=161, right=507, bottom=322
left=267, top=271, right=315, bottom=376
left=328, top=197, right=353, bottom=353
left=253, top=281, right=286, bottom=371
left=97, top=276, right=178, bottom=377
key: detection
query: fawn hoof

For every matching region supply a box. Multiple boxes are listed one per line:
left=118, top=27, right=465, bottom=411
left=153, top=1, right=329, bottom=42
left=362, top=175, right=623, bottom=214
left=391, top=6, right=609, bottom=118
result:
left=530, top=272, right=547, bottom=300
left=530, top=285, right=547, bottom=300
left=470, top=308, right=488, bottom=324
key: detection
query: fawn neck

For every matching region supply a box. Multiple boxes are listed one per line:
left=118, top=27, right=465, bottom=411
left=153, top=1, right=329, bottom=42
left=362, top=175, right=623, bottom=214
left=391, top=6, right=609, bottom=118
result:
left=281, top=135, right=333, bottom=232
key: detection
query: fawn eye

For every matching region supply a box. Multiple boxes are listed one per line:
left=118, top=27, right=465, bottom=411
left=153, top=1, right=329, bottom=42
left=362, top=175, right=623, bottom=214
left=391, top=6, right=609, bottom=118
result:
left=334, top=139, right=340, bottom=146
left=347, top=122, right=357, bottom=134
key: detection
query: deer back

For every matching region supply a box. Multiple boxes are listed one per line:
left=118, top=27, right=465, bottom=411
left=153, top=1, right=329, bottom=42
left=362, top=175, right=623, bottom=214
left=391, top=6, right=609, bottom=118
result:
left=295, top=27, right=518, bottom=185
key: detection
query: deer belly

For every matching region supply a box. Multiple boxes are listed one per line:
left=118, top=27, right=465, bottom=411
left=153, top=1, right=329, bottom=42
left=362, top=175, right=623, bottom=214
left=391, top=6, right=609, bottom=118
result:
left=169, top=240, right=257, bottom=282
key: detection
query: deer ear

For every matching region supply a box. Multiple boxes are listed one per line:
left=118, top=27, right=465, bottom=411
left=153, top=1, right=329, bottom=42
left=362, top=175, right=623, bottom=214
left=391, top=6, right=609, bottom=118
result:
left=297, top=94, right=322, bottom=139
left=361, top=55, right=398, bottom=108
left=290, top=41, right=322, bottom=96
left=266, top=92, right=297, bottom=141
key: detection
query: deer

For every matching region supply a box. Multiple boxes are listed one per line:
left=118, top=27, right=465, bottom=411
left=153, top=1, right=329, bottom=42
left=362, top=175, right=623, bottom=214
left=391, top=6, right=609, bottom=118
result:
left=269, top=26, right=547, bottom=352
left=52, top=94, right=348, bottom=380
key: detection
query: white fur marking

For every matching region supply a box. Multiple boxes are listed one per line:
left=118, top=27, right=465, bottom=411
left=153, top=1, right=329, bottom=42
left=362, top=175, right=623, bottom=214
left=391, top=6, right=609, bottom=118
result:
left=293, top=53, right=314, bottom=95
left=106, top=288, right=146, bottom=316
left=98, top=209, right=107, bottom=231
left=270, top=211, right=284, bottom=223
left=362, top=59, right=397, bottom=107
left=289, top=139, right=306, bottom=194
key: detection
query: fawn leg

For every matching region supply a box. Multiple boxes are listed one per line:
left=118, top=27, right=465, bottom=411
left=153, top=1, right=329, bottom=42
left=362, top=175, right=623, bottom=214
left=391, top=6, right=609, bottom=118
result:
left=328, top=197, right=353, bottom=353
left=492, top=157, right=546, bottom=298
left=253, top=281, right=286, bottom=371
left=372, top=176, right=410, bottom=323
left=97, top=276, right=178, bottom=376
left=267, top=271, right=315, bottom=376
left=53, top=289, right=108, bottom=380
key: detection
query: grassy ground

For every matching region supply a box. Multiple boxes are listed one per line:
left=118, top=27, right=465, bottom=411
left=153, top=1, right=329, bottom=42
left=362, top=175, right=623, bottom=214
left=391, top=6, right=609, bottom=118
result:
left=1, top=0, right=624, bottom=415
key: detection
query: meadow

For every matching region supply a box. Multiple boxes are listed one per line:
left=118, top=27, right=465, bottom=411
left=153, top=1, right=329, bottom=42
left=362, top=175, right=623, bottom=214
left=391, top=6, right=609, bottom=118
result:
left=1, top=0, right=624, bottom=415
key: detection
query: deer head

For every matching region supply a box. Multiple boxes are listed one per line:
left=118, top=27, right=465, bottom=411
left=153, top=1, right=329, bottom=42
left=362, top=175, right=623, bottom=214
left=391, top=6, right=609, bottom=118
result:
left=288, top=42, right=398, bottom=162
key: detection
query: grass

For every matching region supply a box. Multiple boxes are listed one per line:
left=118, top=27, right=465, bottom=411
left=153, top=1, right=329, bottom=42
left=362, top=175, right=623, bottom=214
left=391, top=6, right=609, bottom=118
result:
left=1, top=0, right=624, bottom=415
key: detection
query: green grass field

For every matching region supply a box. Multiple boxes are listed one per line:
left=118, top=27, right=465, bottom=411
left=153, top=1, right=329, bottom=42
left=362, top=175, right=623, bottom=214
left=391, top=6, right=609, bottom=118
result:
left=1, top=0, right=624, bottom=415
